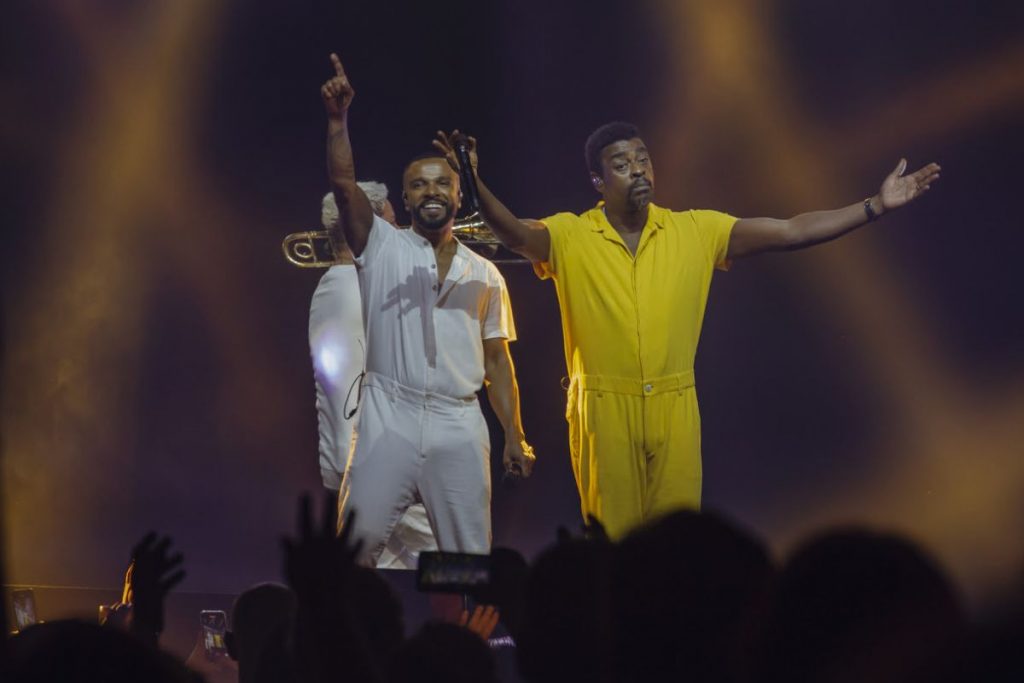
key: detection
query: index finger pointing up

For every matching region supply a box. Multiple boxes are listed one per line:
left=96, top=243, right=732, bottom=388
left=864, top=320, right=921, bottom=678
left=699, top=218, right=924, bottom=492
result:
left=330, top=52, right=346, bottom=76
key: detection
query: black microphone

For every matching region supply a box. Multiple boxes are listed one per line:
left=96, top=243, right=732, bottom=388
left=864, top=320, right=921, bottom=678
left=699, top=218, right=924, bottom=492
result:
left=451, top=133, right=481, bottom=215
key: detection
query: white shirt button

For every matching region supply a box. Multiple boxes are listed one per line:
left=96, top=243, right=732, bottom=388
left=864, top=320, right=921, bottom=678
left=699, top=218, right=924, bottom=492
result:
left=643, top=383, right=653, bottom=393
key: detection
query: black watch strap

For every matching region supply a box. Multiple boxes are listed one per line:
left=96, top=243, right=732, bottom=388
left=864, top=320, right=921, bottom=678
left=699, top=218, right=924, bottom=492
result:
left=864, top=197, right=879, bottom=222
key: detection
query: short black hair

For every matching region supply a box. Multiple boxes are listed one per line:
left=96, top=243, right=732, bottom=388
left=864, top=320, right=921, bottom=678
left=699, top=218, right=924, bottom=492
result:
left=584, top=121, right=641, bottom=176
left=403, top=152, right=449, bottom=179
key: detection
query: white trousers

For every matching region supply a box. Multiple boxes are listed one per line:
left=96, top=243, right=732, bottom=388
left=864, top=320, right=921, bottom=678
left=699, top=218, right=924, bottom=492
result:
left=309, top=265, right=365, bottom=489
left=339, top=371, right=492, bottom=566
left=310, top=266, right=438, bottom=569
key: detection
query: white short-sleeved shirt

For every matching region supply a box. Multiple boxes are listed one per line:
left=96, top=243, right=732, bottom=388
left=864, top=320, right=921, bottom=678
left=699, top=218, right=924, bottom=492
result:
left=354, top=215, right=516, bottom=400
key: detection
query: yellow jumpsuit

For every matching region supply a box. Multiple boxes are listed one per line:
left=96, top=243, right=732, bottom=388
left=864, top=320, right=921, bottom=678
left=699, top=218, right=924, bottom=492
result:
left=536, top=203, right=735, bottom=539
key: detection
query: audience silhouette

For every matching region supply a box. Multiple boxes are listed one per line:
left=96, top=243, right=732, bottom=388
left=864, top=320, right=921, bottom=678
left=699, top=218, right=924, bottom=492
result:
left=3, top=494, right=1021, bottom=683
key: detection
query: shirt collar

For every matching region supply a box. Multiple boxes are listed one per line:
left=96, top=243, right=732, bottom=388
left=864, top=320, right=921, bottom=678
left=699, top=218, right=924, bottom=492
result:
left=588, top=201, right=665, bottom=233
left=413, top=230, right=467, bottom=254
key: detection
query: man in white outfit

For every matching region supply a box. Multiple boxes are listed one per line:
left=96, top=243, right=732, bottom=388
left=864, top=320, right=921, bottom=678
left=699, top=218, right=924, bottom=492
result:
left=309, top=183, right=438, bottom=570
left=320, top=53, right=536, bottom=565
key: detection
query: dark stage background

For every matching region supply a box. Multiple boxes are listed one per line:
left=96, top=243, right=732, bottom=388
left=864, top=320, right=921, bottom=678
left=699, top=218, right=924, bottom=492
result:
left=2, top=0, right=1023, bottom=612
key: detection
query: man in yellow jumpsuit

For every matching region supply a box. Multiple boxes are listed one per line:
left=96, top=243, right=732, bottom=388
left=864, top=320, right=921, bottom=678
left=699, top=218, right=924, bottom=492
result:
left=434, top=122, right=940, bottom=539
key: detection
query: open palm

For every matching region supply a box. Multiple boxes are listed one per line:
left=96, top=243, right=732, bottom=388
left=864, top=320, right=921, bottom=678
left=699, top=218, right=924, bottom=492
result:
left=880, top=158, right=941, bottom=210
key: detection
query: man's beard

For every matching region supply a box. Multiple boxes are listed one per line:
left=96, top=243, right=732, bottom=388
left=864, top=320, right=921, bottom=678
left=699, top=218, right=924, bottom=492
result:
left=627, top=181, right=653, bottom=211
left=415, top=200, right=455, bottom=231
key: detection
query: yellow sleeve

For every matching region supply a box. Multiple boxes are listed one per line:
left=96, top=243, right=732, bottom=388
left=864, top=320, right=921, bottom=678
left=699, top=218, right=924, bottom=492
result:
left=532, top=211, right=578, bottom=280
left=691, top=209, right=737, bottom=271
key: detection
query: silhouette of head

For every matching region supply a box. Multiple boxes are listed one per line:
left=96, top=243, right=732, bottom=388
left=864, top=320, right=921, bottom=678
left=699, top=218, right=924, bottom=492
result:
left=756, top=527, right=966, bottom=683
left=227, top=583, right=297, bottom=683
left=612, top=509, right=775, bottom=683
left=390, top=621, right=497, bottom=683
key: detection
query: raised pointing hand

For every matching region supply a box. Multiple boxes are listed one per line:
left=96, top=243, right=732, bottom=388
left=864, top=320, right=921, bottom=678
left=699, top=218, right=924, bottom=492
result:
left=322, top=53, right=355, bottom=116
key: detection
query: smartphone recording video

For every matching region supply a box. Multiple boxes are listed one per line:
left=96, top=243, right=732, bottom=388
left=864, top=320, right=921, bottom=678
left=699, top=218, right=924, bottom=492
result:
left=200, top=609, right=229, bottom=659
left=416, top=551, right=491, bottom=595
left=12, top=589, right=39, bottom=631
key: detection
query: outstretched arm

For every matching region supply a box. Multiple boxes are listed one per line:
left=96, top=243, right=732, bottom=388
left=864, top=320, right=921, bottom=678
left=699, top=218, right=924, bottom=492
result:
left=322, top=53, right=374, bottom=256
left=728, top=158, right=941, bottom=259
left=483, top=338, right=535, bottom=478
left=433, top=131, right=551, bottom=263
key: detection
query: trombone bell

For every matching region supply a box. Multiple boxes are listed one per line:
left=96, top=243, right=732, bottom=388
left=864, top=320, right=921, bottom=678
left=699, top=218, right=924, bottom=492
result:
left=282, top=231, right=342, bottom=268
left=450, top=215, right=499, bottom=243
left=281, top=214, right=515, bottom=268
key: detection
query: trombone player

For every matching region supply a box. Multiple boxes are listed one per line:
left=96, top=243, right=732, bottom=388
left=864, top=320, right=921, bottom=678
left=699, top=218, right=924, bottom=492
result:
left=321, top=53, right=535, bottom=565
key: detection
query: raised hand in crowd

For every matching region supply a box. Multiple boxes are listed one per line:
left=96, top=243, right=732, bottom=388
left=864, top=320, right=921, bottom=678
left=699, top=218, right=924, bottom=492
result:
left=98, top=559, right=138, bottom=631
left=283, top=494, right=361, bottom=604
left=128, top=532, right=186, bottom=648
left=283, top=493, right=382, bottom=683
left=459, top=604, right=500, bottom=641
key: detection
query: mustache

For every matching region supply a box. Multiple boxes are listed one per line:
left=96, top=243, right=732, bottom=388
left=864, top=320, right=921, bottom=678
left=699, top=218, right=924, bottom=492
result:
left=630, top=179, right=652, bottom=191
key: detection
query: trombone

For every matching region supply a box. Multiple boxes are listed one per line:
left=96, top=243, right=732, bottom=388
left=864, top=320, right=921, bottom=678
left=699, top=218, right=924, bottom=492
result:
left=282, top=213, right=524, bottom=267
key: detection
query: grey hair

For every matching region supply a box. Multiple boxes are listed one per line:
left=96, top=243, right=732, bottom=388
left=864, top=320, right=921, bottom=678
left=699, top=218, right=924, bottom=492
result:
left=358, top=181, right=389, bottom=214
left=321, top=181, right=390, bottom=230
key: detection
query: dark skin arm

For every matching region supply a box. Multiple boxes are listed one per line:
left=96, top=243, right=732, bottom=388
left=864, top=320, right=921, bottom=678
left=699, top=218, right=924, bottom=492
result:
left=433, top=131, right=551, bottom=263
left=483, top=337, right=535, bottom=477
left=434, top=134, right=939, bottom=263
left=728, top=159, right=941, bottom=258
left=322, top=53, right=374, bottom=256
